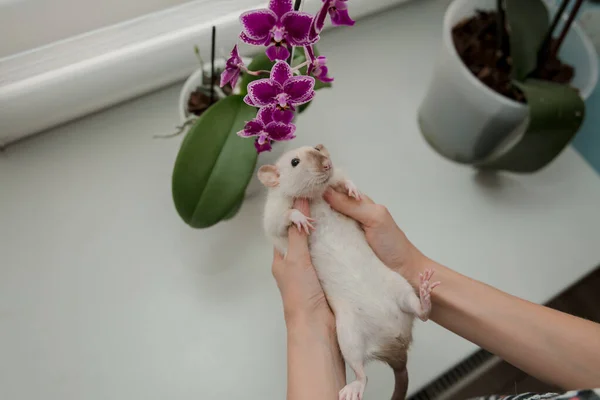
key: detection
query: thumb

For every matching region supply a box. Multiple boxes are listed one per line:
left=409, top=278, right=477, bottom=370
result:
left=323, top=188, right=375, bottom=226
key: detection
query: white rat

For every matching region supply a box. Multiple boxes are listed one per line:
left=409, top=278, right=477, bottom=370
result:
left=258, top=144, right=439, bottom=400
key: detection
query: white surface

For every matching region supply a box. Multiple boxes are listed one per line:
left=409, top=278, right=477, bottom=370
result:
left=0, top=0, right=407, bottom=147
left=1, top=1, right=600, bottom=399
left=0, top=0, right=191, bottom=57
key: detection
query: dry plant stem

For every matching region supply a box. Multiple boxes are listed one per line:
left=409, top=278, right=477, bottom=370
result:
left=154, top=118, right=196, bottom=139
left=552, top=0, right=584, bottom=58
left=194, top=45, right=205, bottom=72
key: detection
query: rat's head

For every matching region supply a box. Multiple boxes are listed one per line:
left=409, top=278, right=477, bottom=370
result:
left=257, top=144, right=333, bottom=198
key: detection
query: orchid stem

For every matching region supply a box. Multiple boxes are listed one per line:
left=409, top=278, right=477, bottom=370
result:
left=242, top=67, right=270, bottom=76
left=292, top=60, right=309, bottom=72
left=287, top=0, right=303, bottom=65
left=194, top=45, right=205, bottom=72
left=210, top=26, right=216, bottom=105
left=551, top=0, right=584, bottom=58
left=538, top=0, right=571, bottom=68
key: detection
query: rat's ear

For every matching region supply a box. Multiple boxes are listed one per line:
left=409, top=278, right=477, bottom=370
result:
left=258, top=165, right=280, bottom=187
left=315, top=144, right=330, bottom=157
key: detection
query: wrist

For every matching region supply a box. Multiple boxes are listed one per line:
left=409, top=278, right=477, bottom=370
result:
left=392, top=246, right=433, bottom=289
left=285, top=309, right=336, bottom=335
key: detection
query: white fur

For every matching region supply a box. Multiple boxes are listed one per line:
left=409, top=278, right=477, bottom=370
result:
left=262, top=147, right=425, bottom=400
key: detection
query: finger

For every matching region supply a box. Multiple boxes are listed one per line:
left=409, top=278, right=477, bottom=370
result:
left=272, top=247, right=283, bottom=278
left=324, top=188, right=375, bottom=225
left=287, top=198, right=310, bottom=261
left=273, top=247, right=284, bottom=263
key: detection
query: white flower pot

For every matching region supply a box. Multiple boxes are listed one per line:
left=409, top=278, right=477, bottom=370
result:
left=418, top=0, right=598, bottom=164
left=178, top=59, right=290, bottom=199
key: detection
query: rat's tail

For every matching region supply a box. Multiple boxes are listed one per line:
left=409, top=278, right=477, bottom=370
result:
left=391, top=365, right=409, bottom=400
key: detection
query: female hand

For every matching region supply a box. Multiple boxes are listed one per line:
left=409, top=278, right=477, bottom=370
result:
left=272, top=198, right=334, bottom=328
left=323, top=188, right=427, bottom=288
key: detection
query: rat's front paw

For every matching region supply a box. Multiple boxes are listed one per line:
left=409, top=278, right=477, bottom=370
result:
left=345, top=180, right=361, bottom=200
left=289, top=209, right=315, bottom=235
left=418, top=269, right=441, bottom=322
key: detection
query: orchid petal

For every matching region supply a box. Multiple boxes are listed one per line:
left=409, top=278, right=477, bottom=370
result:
left=220, top=69, right=242, bottom=88
left=305, top=45, right=317, bottom=75
left=237, top=119, right=265, bottom=137
left=244, top=94, right=257, bottom=107
left=240, top=9, right=277, bottom=40
left=316, top=65, right=334, bottom=82
left=309, top=2, right=329, bottom=40
left=293, top=90, right=315, bottom=106
left=240, top=32, right=270, bottom=46
left=257, top=133, right=269, bottom=145
left=228, top=45, right=241, bottom=63
left=283, top=75, right=315, bottom=103
left=265, top=44, right=290, bottom=61
left=270, top=60, right=293, bottom=86
left=247, top=79, right=282, bottom=107
left=257, top=106, right=275, bottom=125
left=281, top=12, right=314, bottom=46
left=265, top=122, right=296, bottom=141
left=272, top=108, right=294, bottom=124
left=220, top=69, right=235, bottom=88
left=329, top=7, right=355, bottom=26
left=268, top=0, right=293, bottom=18
left=255, top=140, right=273, bottom=153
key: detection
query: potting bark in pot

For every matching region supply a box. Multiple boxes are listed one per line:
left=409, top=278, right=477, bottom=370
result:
left=418, top=0, right=598, bottom=173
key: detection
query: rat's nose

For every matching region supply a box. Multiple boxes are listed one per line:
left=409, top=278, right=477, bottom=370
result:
left=323, top=160, right=332, bottom=171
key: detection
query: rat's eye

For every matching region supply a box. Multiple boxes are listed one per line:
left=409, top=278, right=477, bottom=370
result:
left=314, top=147, right=321, bottom=152
left=291, top=158, right=300, bottom=167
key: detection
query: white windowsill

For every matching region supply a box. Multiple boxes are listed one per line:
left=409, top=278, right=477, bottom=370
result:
left=0, top=0, right=409, bottom=147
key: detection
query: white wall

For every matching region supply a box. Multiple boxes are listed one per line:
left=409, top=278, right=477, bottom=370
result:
left=0, top=0, right=192, bottom=57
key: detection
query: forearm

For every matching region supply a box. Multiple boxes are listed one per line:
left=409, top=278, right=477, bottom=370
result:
left=411, top=260, right=600, bottom=389
left=286, top=316, right=346, bottom=400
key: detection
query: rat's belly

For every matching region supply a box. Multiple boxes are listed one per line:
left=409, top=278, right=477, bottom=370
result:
left=308, top=201, right=402, bottom=311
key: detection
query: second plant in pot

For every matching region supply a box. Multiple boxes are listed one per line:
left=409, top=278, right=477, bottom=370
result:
left=419, top=0, right=598, bottom=173
left=171, top=0, right=352, bottom=229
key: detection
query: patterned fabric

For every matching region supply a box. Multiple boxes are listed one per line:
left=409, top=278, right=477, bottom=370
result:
left=470, top=389, right=600, bottom=400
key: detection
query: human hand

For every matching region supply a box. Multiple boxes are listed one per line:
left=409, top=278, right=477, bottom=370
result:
left=272, top=198, right=334, bottom=329
left=323, top=188, right=428, bottom=288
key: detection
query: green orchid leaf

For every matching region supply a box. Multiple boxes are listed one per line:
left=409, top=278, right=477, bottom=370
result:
left=238, top=46, right=331, bottom=113
left=222, top=194, right=244, bottom=220
left=479, top=79, right=585, bottom=173
left=172, top=95, right=258, bottom=228
left=505, top=0, right=549, bottom=81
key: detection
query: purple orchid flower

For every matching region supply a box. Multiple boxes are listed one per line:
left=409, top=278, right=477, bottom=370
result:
left=308, top=55, right=334, bottom=83
left=219, top=45, right=244, bottom=88
left=238, top=106, right=296, bottom=153
left=240, top=0, right=316, bottom=61
left=310, top=0, right=355, bottom=40
left=244, top=60, right=315, bottom=110
left=255, top=141, right=273, bottom=153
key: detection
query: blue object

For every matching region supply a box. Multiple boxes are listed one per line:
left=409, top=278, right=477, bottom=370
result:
left=574, top=86, right=600, bottom=174
left=569, top=1, right=600, bottom=174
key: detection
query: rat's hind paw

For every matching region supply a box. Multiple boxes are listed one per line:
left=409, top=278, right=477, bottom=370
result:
left=417, top=269, right=441, bottom=322
left=339, top=380, right=365, bottom=400
left=345, top=180, right=361, bottom=200
left=289, top=209, right=316, bottom=235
